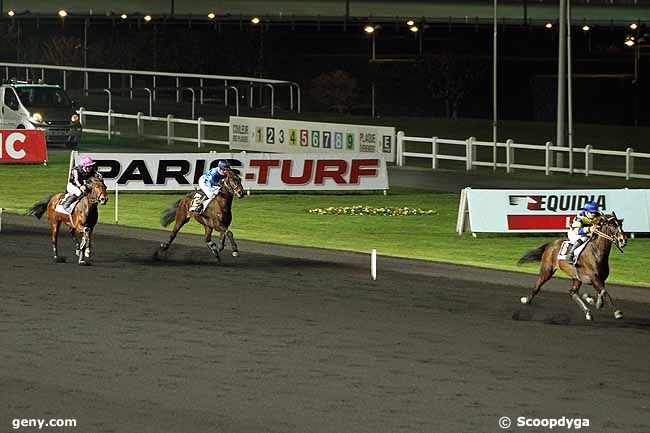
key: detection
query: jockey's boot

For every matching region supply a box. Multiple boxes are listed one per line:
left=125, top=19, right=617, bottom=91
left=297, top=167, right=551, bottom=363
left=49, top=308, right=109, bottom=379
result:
left=566, top=238, right=584, bottom=262
left=61, top=194, right=79, bottom=209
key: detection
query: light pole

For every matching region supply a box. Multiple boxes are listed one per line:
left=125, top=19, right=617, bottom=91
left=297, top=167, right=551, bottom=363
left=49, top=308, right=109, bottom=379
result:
left=365, top=25, right=377, bottom=117
left=493, top=0, right=498, bottom=171
left=556, top=0, right=568, bottom=168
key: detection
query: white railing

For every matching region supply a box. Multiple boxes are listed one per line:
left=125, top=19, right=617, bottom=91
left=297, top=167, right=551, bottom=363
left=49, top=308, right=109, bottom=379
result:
left=0, top=62, right=301, bottom=115
left=396, top=131, right=650, bottom=180
left=78, top=108, right=229, bottom=148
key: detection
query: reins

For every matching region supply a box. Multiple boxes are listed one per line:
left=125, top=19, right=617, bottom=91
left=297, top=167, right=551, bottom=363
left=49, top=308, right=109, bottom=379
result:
left=592, top=222, right=625, bottom=253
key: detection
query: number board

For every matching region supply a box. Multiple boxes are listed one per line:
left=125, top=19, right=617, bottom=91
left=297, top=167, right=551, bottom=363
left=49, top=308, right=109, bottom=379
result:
left=229, top=116, right=396, bottom=162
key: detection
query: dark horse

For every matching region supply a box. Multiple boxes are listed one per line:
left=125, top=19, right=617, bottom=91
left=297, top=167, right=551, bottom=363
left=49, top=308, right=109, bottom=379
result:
left=518, top=213, right=628, bottom=321
left=27, top=176, right=108, bottom=265
left=159, top=168, right=245, bottom=262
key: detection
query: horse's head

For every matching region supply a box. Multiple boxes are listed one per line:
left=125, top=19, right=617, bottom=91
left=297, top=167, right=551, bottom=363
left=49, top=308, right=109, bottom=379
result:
left=597, top=212, right=627, bottom=250
left=86, top=176, right=108, bottom=205
left=221, top=169, right=245, bottom=199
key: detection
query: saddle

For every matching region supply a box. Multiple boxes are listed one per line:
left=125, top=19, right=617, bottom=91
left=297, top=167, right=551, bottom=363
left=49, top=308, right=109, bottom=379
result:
left=558, top=240, right=588, bottom=263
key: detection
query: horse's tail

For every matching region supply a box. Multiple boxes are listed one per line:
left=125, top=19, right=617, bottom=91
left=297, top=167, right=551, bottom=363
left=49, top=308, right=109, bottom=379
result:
left=27, top=195, right=53, bottom=219
left=518, top=242, right=552, bottom=265
left=160, top=198, right=183, bottom=227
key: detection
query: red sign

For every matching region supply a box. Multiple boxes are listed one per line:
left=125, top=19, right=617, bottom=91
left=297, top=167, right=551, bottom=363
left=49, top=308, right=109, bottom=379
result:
left=246, top=158, right=380, bottom=185
left=0, top=130, right=47, bottom=163
left=507, top=214, right=574, bottom=231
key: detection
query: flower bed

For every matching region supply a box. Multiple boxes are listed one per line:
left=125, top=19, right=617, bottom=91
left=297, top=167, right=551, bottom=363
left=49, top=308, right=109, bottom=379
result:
left=308, top=206, right=438, bottom=216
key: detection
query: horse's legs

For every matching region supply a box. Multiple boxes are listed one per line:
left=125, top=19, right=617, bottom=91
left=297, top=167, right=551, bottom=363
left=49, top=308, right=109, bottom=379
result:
left=226, top=230, right=239, bottom=257
left=521, top=263, right=555, bottom=305
left=69, top=227, right=81, bottom=256
left=84, top=228, right=93, bottom=259
left=51, top=219, right=63, bottom=261
left=569, top=279, right=592, bottom=320
left=78, top=227, right=91, bottom=265
left=203, top=226, right=221, bottom=262
left=593, top=279, right=623, bottom=320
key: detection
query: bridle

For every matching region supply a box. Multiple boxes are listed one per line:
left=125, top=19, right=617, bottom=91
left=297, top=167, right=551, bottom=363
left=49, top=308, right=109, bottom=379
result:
left=85, top=177, right=107, bottom=205
left=221, top=170, right=244, bottom=198
left=592, top=213, right=626, bottom=252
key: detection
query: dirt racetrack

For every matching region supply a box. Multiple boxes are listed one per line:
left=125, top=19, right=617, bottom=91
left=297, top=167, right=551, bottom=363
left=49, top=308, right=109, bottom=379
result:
left=2, top=214, right=649, bottom=433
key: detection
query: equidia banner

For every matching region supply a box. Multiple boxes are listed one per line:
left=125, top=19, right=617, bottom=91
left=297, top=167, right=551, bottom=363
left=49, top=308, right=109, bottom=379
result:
left=0, top=130, right=47, bottom=163
left=72, top=152, right=389, bottom=191
left=229, top=116, right=396, bottom=162
left=456, top=188, right=650, bottom=233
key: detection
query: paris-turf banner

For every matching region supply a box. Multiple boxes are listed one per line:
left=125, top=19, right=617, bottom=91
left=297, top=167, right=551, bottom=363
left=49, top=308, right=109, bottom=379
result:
left=0, top=130, right=47, bottom=163
left=457, top=188, right=650, bottom=233
left=229, top=116, right=396, bottom=163
left=71, top=152, right=389, bottom=191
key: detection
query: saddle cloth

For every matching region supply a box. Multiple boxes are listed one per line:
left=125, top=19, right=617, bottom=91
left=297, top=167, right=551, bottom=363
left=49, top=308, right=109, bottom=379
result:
left=558, top=240, right=588, bottom=263
left=191, top=191, right=207, bottom=209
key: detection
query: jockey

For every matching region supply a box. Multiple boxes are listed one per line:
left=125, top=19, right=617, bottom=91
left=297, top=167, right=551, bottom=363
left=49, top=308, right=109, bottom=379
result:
left=190, top=160, right=230, bottom=213
left=566, top=200, right=602, bottom=262
left=61, top=156, right=101, bottom=208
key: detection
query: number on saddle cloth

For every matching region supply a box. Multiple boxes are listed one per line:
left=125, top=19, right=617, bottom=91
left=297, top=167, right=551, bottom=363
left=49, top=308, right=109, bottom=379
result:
left=191, top=191, right=206, bottom=208
left=558, top=240, right=588, bottom=261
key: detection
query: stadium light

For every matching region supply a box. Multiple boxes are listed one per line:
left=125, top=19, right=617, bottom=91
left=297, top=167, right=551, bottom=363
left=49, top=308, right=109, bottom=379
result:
left=7, top=10, right=15, bottom=17
left=582, top=25, right=590, bottom=32
left=406, top=20, right=415, bottom=26
left=364, top=25, right=375, bottom=34
left=58, top=10, right=68, bottom=18
left=410, top=26, right=419, bottom=33
left=208, top=12, right=216, bottom=19
left=625, top=36, right=635, bottom=47
left=144, top=15, right=152, bottom=22
left=120, top=14, right=128, bottom=19
left=545, top=22, right=553, bottom=29
left=630, top=23, right=638, bottom=30
left=251, top=17, right=260, bottom=24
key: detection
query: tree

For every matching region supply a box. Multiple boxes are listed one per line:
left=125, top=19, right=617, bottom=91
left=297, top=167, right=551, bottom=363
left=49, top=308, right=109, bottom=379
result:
left=309, top=70, right=358, bottom=113
left=421, top=50, right=486, bottom=119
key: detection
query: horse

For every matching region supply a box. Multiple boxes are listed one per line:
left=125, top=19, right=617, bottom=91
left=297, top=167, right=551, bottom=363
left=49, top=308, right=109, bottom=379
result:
left=158, top=168, right=245, bottom=263
left=517, top=213, right=628, bottom=321
left=27, top=176, right=108, bottom=265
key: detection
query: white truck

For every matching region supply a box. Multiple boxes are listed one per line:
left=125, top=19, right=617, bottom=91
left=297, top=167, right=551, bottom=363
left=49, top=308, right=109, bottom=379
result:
left=1, top=80, right=82, bottom=148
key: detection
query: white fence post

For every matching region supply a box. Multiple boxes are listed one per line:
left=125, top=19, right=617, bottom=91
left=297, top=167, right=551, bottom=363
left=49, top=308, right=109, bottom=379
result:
left=197, top=117, right=204, bottom=149
left=465, top=137, right=476, bottom=170
left=625, top=147, right=634, bottom=180
left=167, top=115, right=174, bottom=145
left=396, top=131, right=405, bottom=167
left=136, top=112, right=143, bottom=138
left=432, top=137, right=438, bottom=169
left=545, top=141, right=552, bottom=175
left=107, top=109, right=113, bottom=139
left=506, top=139, right=514, bottom=174
left=78, top=107, right=85, bottom=126
left=584, top=145, right=593, bottom=176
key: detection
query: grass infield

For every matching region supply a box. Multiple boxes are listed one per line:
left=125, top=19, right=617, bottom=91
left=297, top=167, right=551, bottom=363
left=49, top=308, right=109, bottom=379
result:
left=1, top=147, right=647, bottom=287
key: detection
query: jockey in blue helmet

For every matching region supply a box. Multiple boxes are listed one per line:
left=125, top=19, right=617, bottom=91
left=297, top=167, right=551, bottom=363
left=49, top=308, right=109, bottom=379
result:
left=566, top=200, right=602, bottom=262
left=190, top=160, right=230, bottom=213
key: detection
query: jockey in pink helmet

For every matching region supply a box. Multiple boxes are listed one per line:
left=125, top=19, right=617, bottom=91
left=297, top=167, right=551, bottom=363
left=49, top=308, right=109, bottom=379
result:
left=61, top=156, right=101, bottom=208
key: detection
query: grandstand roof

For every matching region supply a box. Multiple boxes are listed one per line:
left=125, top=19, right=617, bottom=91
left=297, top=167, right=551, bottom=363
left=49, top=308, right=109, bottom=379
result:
left=4, top=1, right=650, bottom=25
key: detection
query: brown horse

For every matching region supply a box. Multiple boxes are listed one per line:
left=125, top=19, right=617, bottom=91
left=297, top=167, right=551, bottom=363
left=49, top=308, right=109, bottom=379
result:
left=518, top=213, right=628, bottom=321
left=158, top=168, right=245, bottom=262
left=27, top=176, right=108, bottom=265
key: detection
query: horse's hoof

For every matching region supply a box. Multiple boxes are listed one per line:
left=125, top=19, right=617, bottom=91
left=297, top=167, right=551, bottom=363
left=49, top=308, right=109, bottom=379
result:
left=585, top=311, right=593, bottom=321
left=78, top=260, right=91, bottom=266
left=520, top=297, right=529, bottom=305
left=75, top=249, right=80, bottom=257
left=582, top=293, right=595, bottom=305
left=614, top=310, right=623, bottom=320
left=232, top=251, right=240, bottom=257
left=53, top=256, right=66, bottom=263
left=160, top=242, right=169, bottom=250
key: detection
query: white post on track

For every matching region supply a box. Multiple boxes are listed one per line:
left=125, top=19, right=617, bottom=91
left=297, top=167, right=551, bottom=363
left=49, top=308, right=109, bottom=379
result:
left=0, top=207, right=3, bottom=233
left=371, top=249, right=377, bottom=280
left=115, top=184, right=119, bottom=225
